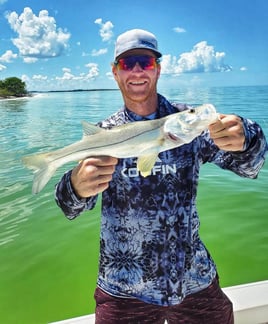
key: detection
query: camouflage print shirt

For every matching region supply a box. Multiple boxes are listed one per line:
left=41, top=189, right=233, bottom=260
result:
left=55, top=94, right=267, bottom=306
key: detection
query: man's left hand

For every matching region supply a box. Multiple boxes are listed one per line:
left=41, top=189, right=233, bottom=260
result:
left=208, top=114, right=245, bottom=152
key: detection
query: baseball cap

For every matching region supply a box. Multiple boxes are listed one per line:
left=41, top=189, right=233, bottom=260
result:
left=114, top=29, right=162, bottom=60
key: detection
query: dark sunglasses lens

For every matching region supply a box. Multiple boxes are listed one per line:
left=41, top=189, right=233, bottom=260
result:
left=123, top=57, right=137, bottom=70
left=118, top=56, right=156, bottom=70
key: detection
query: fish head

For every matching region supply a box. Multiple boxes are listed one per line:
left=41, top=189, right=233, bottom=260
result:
left=164, top=104, right=218, bottom=142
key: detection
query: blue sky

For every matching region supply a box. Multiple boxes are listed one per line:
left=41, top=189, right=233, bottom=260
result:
left=0, top=0, right=267, bottom=91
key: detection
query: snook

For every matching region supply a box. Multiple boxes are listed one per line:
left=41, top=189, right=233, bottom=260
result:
left=22, top=104, right=218, bottom=194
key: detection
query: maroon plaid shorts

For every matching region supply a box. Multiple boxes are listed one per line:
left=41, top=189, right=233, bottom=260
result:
left=94, top=278, right=234, bottom=324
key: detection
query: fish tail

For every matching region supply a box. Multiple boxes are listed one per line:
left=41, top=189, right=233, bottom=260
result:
left=22, top=152, right=57, bottom=194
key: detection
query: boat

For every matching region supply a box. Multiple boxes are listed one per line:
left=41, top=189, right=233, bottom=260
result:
left=50, top=280, right=268, bottom=324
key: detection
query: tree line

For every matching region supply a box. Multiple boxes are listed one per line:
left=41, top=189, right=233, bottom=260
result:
left=0, top=77, right=28, bottom=98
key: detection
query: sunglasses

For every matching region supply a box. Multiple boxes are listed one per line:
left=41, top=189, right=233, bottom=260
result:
left=114, top=55, right=160, bottom=71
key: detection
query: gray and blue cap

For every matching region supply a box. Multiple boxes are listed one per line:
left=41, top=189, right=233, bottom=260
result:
left=114, top=29, right=162, bottom=60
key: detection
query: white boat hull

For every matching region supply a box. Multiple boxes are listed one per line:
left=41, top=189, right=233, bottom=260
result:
left=50, top=280, right=268, bottom=324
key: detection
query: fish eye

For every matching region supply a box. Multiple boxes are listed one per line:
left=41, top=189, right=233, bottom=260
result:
left=189, top=108, right=195, bottom=113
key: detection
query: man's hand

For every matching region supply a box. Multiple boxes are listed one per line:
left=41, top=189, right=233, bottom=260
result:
left=71, top=156, right=118, bottom=198
left=208, top=114, right=245, bottom=152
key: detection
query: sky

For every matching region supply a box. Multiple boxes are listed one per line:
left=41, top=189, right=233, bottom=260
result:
left=0, top=0, right=267, bottom=91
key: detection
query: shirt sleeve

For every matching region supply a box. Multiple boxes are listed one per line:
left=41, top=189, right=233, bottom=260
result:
left=54, top=170, right=98, bottom=219
left=203, top=118, right=268, bottom=178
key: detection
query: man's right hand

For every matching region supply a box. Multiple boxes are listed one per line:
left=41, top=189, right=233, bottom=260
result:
left=70, top=156, right=118, bottom=198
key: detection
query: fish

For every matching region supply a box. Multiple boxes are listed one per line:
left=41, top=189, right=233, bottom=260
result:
left=22, top=103, right=218, bottom=194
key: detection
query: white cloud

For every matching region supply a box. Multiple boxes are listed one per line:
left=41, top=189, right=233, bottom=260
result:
left=62, top=67, right=71, bottom=73
left=94, top=18, right=113, bottom=42
left=55, top=64, right=99, bottom=81
left=21, top=73, right=50, bottom=90
left=21, top=74, right=30, bottom=82
left=32, top=74, right=48, bottom=80
left=161, top=41, right=232, bottom=74
left=82, top=51, right=90, bottom=57
left=177, top=41, right=232, bottom=73
left=0, top=63, right=7, bottom=71
left=58, top=71, right=74, bottom=81
left=0, top=50, right=17, bottom=63
left=21, top=62, right=101, bottom=91
left=173, top=27, right=186, bottom=33
left=161, top=54, right=179, bottom=74
left=106, top=71, right=114, bottom=80
left=240, top=66, right=247, bottom=71
left=55, top=68, right=77, bottom=81
left=91, top=48, right=107, bottom=56
left=6, top=7, right=71, bottom=61
left=23, top=57, right=38, bottom=63
left=85, top=63, right=99, bottom=79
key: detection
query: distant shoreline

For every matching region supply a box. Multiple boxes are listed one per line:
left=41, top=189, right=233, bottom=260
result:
left=32, top=88, right=119, bottom=94
left=0, top=89, right=120, bottom=100
left=0, top=93, right=33, bottom=100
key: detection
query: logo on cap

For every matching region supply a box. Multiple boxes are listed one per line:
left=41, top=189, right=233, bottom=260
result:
left=141, top=40, right=155, bottom=49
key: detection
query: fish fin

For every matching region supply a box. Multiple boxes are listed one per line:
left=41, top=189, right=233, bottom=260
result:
left=137, top=153, right=159, bottom=177
left=81, top=121, right=102, bottom=137
left=22, top=153, right=57, bottom=194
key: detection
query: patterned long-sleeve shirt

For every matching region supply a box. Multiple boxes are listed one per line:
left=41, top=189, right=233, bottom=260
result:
left=55, top=94, right=267, bottom=306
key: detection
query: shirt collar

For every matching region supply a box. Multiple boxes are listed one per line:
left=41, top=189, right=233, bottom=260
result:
left=122, top=94, right=177, bottom=122
left=125, top=108, right=158, bottom=121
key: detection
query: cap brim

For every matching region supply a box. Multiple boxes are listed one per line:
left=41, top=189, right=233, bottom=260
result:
left=116, top=47, right=162, bottom=60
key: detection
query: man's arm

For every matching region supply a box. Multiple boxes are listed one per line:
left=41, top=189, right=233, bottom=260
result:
left=207, top=114, right=267, bottom=178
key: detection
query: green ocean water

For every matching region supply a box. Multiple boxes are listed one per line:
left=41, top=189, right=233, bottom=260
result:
left=0, top=86, right=267, bottom=323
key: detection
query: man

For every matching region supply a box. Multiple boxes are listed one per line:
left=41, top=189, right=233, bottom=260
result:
left=55, top=29, right=267, bottom=323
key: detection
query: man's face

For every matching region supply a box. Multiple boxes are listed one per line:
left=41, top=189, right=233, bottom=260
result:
left=112, top=49, right=161, bottom=105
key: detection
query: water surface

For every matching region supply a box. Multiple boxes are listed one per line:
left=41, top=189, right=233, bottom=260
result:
left=0, top=86, right=267, bottom=323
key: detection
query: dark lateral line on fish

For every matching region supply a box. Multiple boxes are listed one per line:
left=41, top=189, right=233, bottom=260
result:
left=50, top=123, right=162, bottom=162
